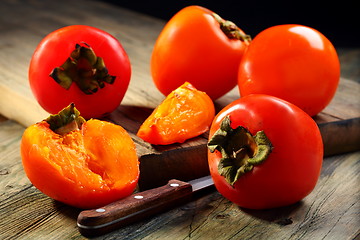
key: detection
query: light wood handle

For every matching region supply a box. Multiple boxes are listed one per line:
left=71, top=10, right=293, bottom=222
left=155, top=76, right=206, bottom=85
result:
left=77, top=179, right=192, bottom=237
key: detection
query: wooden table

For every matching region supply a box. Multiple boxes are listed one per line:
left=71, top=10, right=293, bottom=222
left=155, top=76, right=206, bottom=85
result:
left=0, top=0, right=359, bottom=239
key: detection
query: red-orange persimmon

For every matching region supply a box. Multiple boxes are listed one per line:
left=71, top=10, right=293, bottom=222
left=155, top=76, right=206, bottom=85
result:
left=151, top=5, right=250, bottom=100
left=238, top=24, right=340, bottom=116
left=208, top=94, right=323, bottom=209
left=29, top=25, right=131, bottom=119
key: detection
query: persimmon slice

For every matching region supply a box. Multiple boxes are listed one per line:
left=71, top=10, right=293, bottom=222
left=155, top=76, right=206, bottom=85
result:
left=21, top=104, right=139, bottom=209
left=137, top=82, right=215, bottom=145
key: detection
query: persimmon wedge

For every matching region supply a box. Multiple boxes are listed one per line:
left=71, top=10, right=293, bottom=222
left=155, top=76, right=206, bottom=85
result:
left=137, top=82, right=215, bottom=145
left=21, top=104, right=139, bottom=209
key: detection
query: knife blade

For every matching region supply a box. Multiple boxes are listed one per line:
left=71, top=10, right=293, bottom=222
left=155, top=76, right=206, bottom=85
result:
left=77, top=175, right=214, bottom=237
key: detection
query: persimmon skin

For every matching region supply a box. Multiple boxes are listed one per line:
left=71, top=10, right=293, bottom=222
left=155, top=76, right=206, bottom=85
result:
left=29, top=25, right=131, bottom=119
left=137, top=82, right=215, bottom=145
left=21, top=119, right=139, bottom=209
left=208, top=95, right=323, bottom=209
left=237, top=24, right=340, bottom=116
left=151, top=6, right=249, bottom=100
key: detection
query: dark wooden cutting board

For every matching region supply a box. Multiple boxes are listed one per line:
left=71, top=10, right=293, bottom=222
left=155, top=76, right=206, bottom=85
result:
left=103, top=79, right=360, bottom=190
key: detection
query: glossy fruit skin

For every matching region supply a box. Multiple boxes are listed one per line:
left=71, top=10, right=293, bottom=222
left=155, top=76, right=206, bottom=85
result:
left=208, top=94, right=323, bottom=209
left=137, top=82, right=215, bottom=145
left=151, top=5, right=249, bottom=100
left=21, top=119, right=139, bottom=209
left=29, top=25, right=131, bottom=119
left=238, top=24, right=340, bottom=116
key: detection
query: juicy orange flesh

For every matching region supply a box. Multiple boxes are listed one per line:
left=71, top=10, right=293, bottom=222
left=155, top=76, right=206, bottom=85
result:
left=27, top=119, right=138, bottom=191
left=137, top=82, right=215, bottom=144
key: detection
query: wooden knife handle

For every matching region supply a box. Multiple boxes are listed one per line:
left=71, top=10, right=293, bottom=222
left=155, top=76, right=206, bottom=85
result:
left=77, top=179, right=193, bottom=237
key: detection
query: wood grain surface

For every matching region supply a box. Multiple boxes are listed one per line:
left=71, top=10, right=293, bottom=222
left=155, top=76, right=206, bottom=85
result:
left=0, top=0, right=359, bottom=239
left=1, top=119, right=359, bottom=239
left=0, top=0, right=358, bottom=187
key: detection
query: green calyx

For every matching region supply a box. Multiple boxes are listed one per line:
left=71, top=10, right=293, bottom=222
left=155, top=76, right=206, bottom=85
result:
left=45, top=103, right=86, bottom=135
left=50, top=43, right=116, bottom=95
left=208, top=115, right=272, bottom=186
left=212, top=13, right=251, bottom=43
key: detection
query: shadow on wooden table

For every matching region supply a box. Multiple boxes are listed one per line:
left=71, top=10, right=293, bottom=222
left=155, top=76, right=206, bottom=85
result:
left=52, top=200, right=82, bottom=221
left=241, top=201, right=304, bottom=226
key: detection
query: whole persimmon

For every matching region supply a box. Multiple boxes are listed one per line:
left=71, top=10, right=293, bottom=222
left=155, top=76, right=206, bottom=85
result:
left=21, top=104, right=139, bottom=209
left=151, top=6, right=250, bottom=100
left=238, top=24, right=340, bottom=116
left=29, top=25, right=131, bottom=119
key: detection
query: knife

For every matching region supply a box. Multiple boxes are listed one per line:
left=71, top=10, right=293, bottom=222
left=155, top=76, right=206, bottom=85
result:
left=77, top=175, right=214, bottom=237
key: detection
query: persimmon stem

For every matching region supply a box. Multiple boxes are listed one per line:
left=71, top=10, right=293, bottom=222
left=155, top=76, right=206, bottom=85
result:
left=45, top=103, right=86, bottom=135
left=50, top=43, right=116, bottom=95
left=207, top=115, right=272, bottom=186
left=212, top=13, right=251, bottom=43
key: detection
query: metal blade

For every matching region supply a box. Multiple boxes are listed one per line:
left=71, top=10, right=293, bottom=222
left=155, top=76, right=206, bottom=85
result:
left=189, top=175, right=214, bottom=192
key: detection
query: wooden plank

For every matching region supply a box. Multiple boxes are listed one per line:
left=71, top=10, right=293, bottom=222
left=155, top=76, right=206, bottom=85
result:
left=0, top=0, right=359, bottom=239
left=1, top=119, right=359, bottom=239
left=0, top=0, right=359, bottom=191
left=319, top=118, right=360, bottom=156
left=0, top=0, right=359, bottom=122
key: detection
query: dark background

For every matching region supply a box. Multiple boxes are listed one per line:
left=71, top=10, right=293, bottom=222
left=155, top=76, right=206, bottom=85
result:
left=103, top=0, right=358, bottom=48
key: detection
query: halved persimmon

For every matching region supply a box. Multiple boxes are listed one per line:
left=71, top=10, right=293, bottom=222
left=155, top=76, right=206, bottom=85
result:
left=21, top=104, right=139, bottom=209
left=137, top=82, right=215, bottom=145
